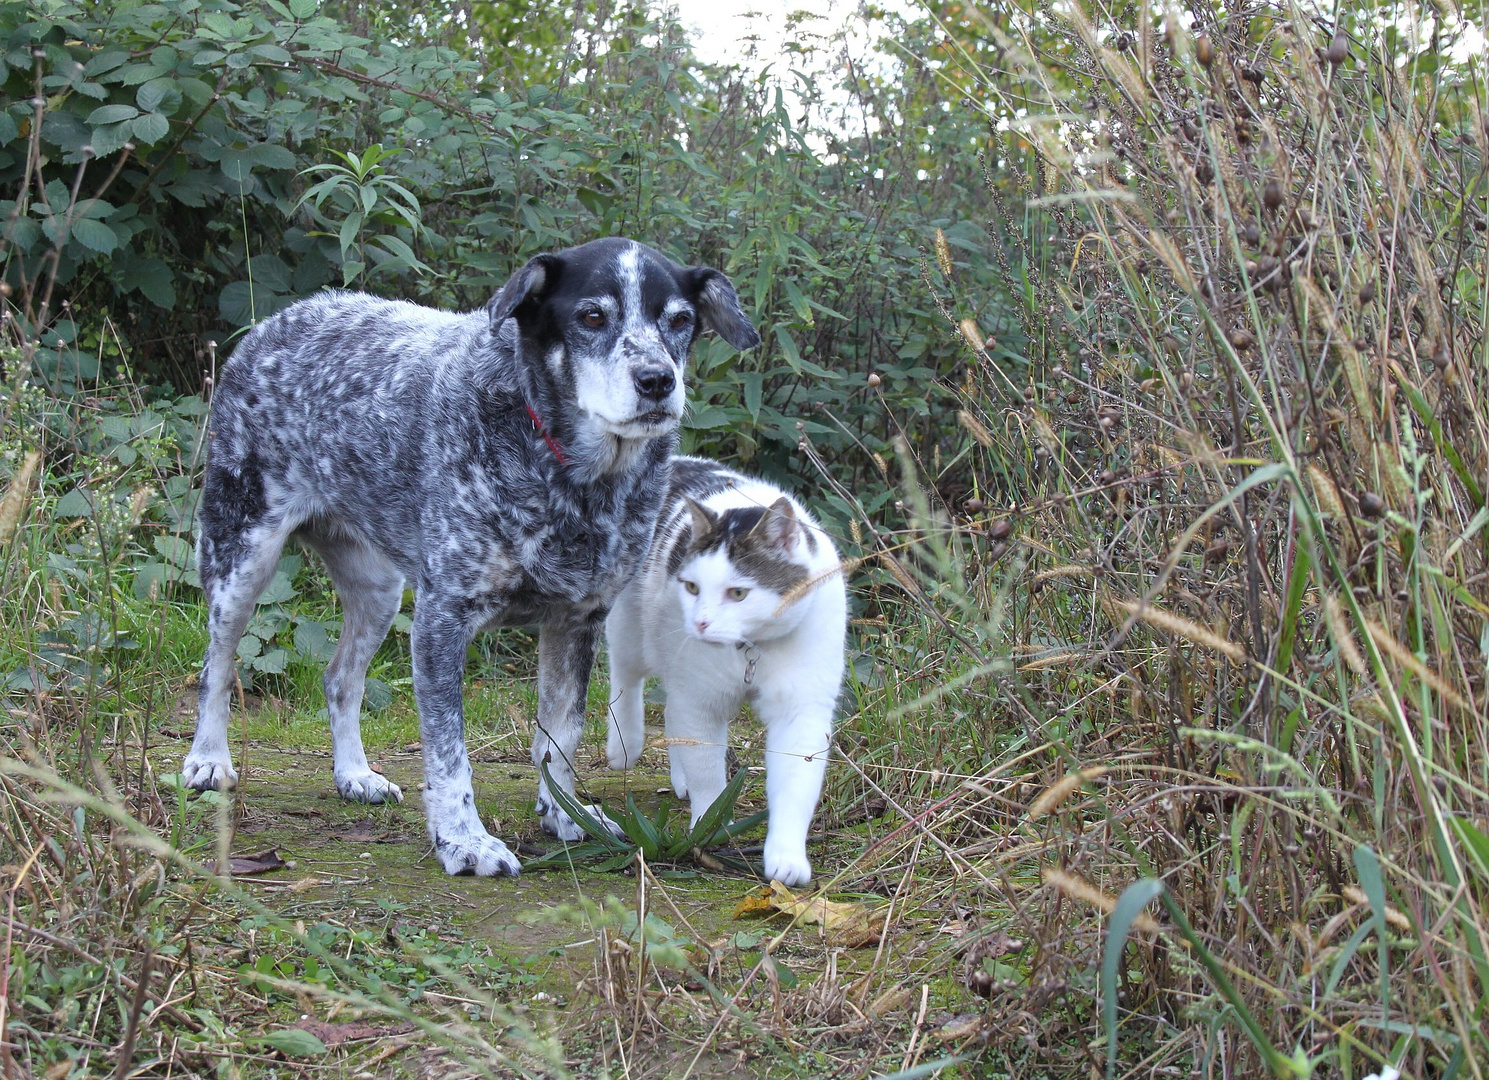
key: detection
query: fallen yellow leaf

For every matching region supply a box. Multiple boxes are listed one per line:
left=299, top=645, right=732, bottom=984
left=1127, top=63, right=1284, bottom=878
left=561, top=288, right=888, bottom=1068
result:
left=733, top=880, right=884, bottom=947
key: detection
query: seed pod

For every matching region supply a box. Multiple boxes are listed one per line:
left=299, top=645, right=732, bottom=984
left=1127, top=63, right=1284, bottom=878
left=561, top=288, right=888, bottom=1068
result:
left=988, top=519, right=1013, bottom=541
left=1205, top=537, right=1229, bottom=562
left=867, top=372, right=882, bottom=387
left=1263, top=179, right=1284, bottom=210
left=965, top=497, right=986, bottom=514
left=1099, top=468, right=1118, bottom=485
left=1325, top=30, right=1348, bottom=65
left=1357, top=281, right=1376, bottom=303
left=1433, top=340, right=1451, bottom=371
left=970, top=968, right=994, bottom=998
left=1196, top=34, right=1214, bottom=67
left=1242, top=222, right=1261, bottom=246
left=1195, top=159, right=1214, bottom=185
left=1359, top=492, right=1385, bottom=518
left=1228, top=327, right=1256, bottom=350
left=1242, top=64, right=1265, bottom=85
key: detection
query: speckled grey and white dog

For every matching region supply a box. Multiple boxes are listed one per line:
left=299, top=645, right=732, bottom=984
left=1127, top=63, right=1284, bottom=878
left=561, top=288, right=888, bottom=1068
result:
left=181, top=237, right=759, bottom=876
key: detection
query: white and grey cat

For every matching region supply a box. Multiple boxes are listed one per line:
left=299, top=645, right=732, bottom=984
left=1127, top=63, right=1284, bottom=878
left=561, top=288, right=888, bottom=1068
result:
left=605, top=456, right=847, bottom=886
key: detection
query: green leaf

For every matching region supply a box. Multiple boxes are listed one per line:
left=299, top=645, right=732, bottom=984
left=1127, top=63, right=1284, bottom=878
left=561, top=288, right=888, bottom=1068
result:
left=131, top=111, right=170, bottom=145
left=292, top=618, right=333, bottom=661
left=687, top=766, right=748, bottom=850
left=1102, top=878, right=1164, bottom=1079
left=289, top=0, right=319, bottom=17
left=363, top=677, right=392, bottom=712
left=86, top=103, right=140, bottom=126
left=253, top=648, right=290, bottom=674
left=256, top=1029, right=327, bottom=1057
left=135, top=77, right=181, bottom=115
left=68, top=217, right=118, bottom=254
left=54, top=487, right=96, bottom=517
left=1353, top=844, right=1391, bottom=1015
left=153, top=534, right=194, bottom=568
left=132, top=562, right=174, bottom=601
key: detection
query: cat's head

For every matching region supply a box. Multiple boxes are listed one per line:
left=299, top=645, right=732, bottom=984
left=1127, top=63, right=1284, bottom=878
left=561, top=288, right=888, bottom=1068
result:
left=671, top=496, right=813, bottom=645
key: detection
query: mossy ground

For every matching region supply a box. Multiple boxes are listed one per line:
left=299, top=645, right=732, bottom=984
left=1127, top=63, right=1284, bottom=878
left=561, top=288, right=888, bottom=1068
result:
left=137, top=679, right=944, bottom=1078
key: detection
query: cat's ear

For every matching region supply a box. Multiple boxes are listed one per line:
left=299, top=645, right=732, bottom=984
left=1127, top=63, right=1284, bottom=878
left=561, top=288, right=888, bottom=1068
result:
left=683, top=497, right=717, bottom=546
left=750, top=497, right=799, bottom=553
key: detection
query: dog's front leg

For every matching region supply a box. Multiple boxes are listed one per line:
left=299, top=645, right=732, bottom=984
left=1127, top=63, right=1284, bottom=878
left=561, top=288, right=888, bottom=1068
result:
left=533, top=612, right=624, bottom=841
left=412, top=607, right=521, bottom=876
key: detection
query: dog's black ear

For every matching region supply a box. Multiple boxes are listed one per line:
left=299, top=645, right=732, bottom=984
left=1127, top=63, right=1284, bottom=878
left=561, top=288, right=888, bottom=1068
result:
left=687, top=268, right=760, bottom=350
left=487, top=253, right=563, bottom=330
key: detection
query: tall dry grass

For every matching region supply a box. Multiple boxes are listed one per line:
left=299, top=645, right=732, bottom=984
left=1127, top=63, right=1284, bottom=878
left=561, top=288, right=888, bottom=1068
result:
left=854, top=1, right=1488, bottom=1075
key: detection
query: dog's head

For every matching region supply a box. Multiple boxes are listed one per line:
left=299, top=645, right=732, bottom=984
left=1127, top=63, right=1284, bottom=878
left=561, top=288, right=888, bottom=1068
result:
left=487, top=238, right=759, bottom=444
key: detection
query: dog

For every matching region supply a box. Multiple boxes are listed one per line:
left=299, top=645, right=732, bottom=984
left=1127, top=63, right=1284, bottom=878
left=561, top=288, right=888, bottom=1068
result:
left=181, top=237, right=759, bottom=876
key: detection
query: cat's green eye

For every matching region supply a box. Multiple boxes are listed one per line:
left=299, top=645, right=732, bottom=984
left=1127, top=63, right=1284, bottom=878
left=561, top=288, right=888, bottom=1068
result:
left=726, top=586, right=750, bottom=601
left=682, top=580, right=699, bottom=595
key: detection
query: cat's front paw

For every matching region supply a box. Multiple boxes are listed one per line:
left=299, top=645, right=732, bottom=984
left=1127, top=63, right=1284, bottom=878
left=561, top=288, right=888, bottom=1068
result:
left=764, top=841, right=813, bottom=887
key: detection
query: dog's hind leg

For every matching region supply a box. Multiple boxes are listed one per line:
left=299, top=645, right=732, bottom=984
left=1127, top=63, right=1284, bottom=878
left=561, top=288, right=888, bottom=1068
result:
left=309, top=534, right=405, bottom=804
left=184, top=521, right=291, bottom=792
left=535, top=611, right=624, bottom=841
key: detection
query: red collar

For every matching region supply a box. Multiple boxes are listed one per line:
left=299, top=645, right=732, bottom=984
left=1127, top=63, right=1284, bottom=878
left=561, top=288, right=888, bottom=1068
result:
left=525, top=404, right=569, bottom=467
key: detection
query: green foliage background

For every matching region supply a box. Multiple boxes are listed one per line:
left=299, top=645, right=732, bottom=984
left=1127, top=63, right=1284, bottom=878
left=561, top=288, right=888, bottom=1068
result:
left=3, top=0, right=1004, bottom=492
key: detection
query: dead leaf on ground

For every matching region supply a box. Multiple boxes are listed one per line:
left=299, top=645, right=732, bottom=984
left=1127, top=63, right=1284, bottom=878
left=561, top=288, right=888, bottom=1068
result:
left=208, top=848, right=288, bottom=875
left=291, top=1019, right=415, bottom=1047
left=329, top=819, right=402, bottom=843
left=732, top=880, right=884, bottom=947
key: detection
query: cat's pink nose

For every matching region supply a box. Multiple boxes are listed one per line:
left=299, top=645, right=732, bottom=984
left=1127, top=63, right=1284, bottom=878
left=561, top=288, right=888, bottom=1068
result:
left=695, top=619, right=709, bottom=633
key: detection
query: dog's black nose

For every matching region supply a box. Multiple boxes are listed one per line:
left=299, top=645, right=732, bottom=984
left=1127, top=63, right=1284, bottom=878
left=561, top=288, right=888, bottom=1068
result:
left=634, top=366, right=676, bottom=401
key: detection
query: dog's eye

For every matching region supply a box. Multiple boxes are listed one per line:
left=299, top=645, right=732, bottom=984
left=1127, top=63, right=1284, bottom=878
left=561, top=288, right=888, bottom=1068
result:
left=582, top=309, right=605, bottom=328
left=726, top=586, right=750, bottom=601
left=668, top=312, right=692, bottom=330
left=681, top=579, right=699, bottom=595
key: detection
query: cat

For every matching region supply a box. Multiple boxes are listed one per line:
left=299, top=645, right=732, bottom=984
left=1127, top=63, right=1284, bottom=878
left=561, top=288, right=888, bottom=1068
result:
left=604, top=456, right=847, bottom=886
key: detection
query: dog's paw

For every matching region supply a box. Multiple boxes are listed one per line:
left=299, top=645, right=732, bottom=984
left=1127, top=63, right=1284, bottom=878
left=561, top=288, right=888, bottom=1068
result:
left=433, top=832, right=521, bottom=877
left=540, top=802, right=625, bottom=842
left=336, top=769, right=403, bottom=804
left=181, top=753, right=238, bottom=792
left=763, top=844, right=813, bottom=887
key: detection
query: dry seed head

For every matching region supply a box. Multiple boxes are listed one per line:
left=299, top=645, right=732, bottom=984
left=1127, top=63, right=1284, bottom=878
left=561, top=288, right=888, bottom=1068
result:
left=959, top=317, right=985, bottom=352
left=867, top=372, right=882, bottom=388
left=1357, top=280, right=1376, bottom=303
left=1358, top=491, right=1385, bottom=518
left=0, top=451, right=41, bottom=545
left=1196, top=34, right=1214, bottom=66
left=958, top=409, right=994, bottom=447
left=1042, top=867, right=1160, bottom=934
left=934, top=228, right=953, bottom=278
left=1264, top=179, right=1284, bottom=210
left=872, top=451, right=888, bottom=476
left=1308, top=464, right=1345, bottom=519
left=849, top=518, right=862, bottom=545
left=988, top=518, right=1013, bottom=541
left=1322, top=593, right=1366, bottom=675
left=1029, top=766, right=1107, bottom=817
left=1324, top=29, right=1348, bottom=65
left=1121, top=600, right=1246, bottom=662
left=1228, top=327, right=1256, bottom=350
